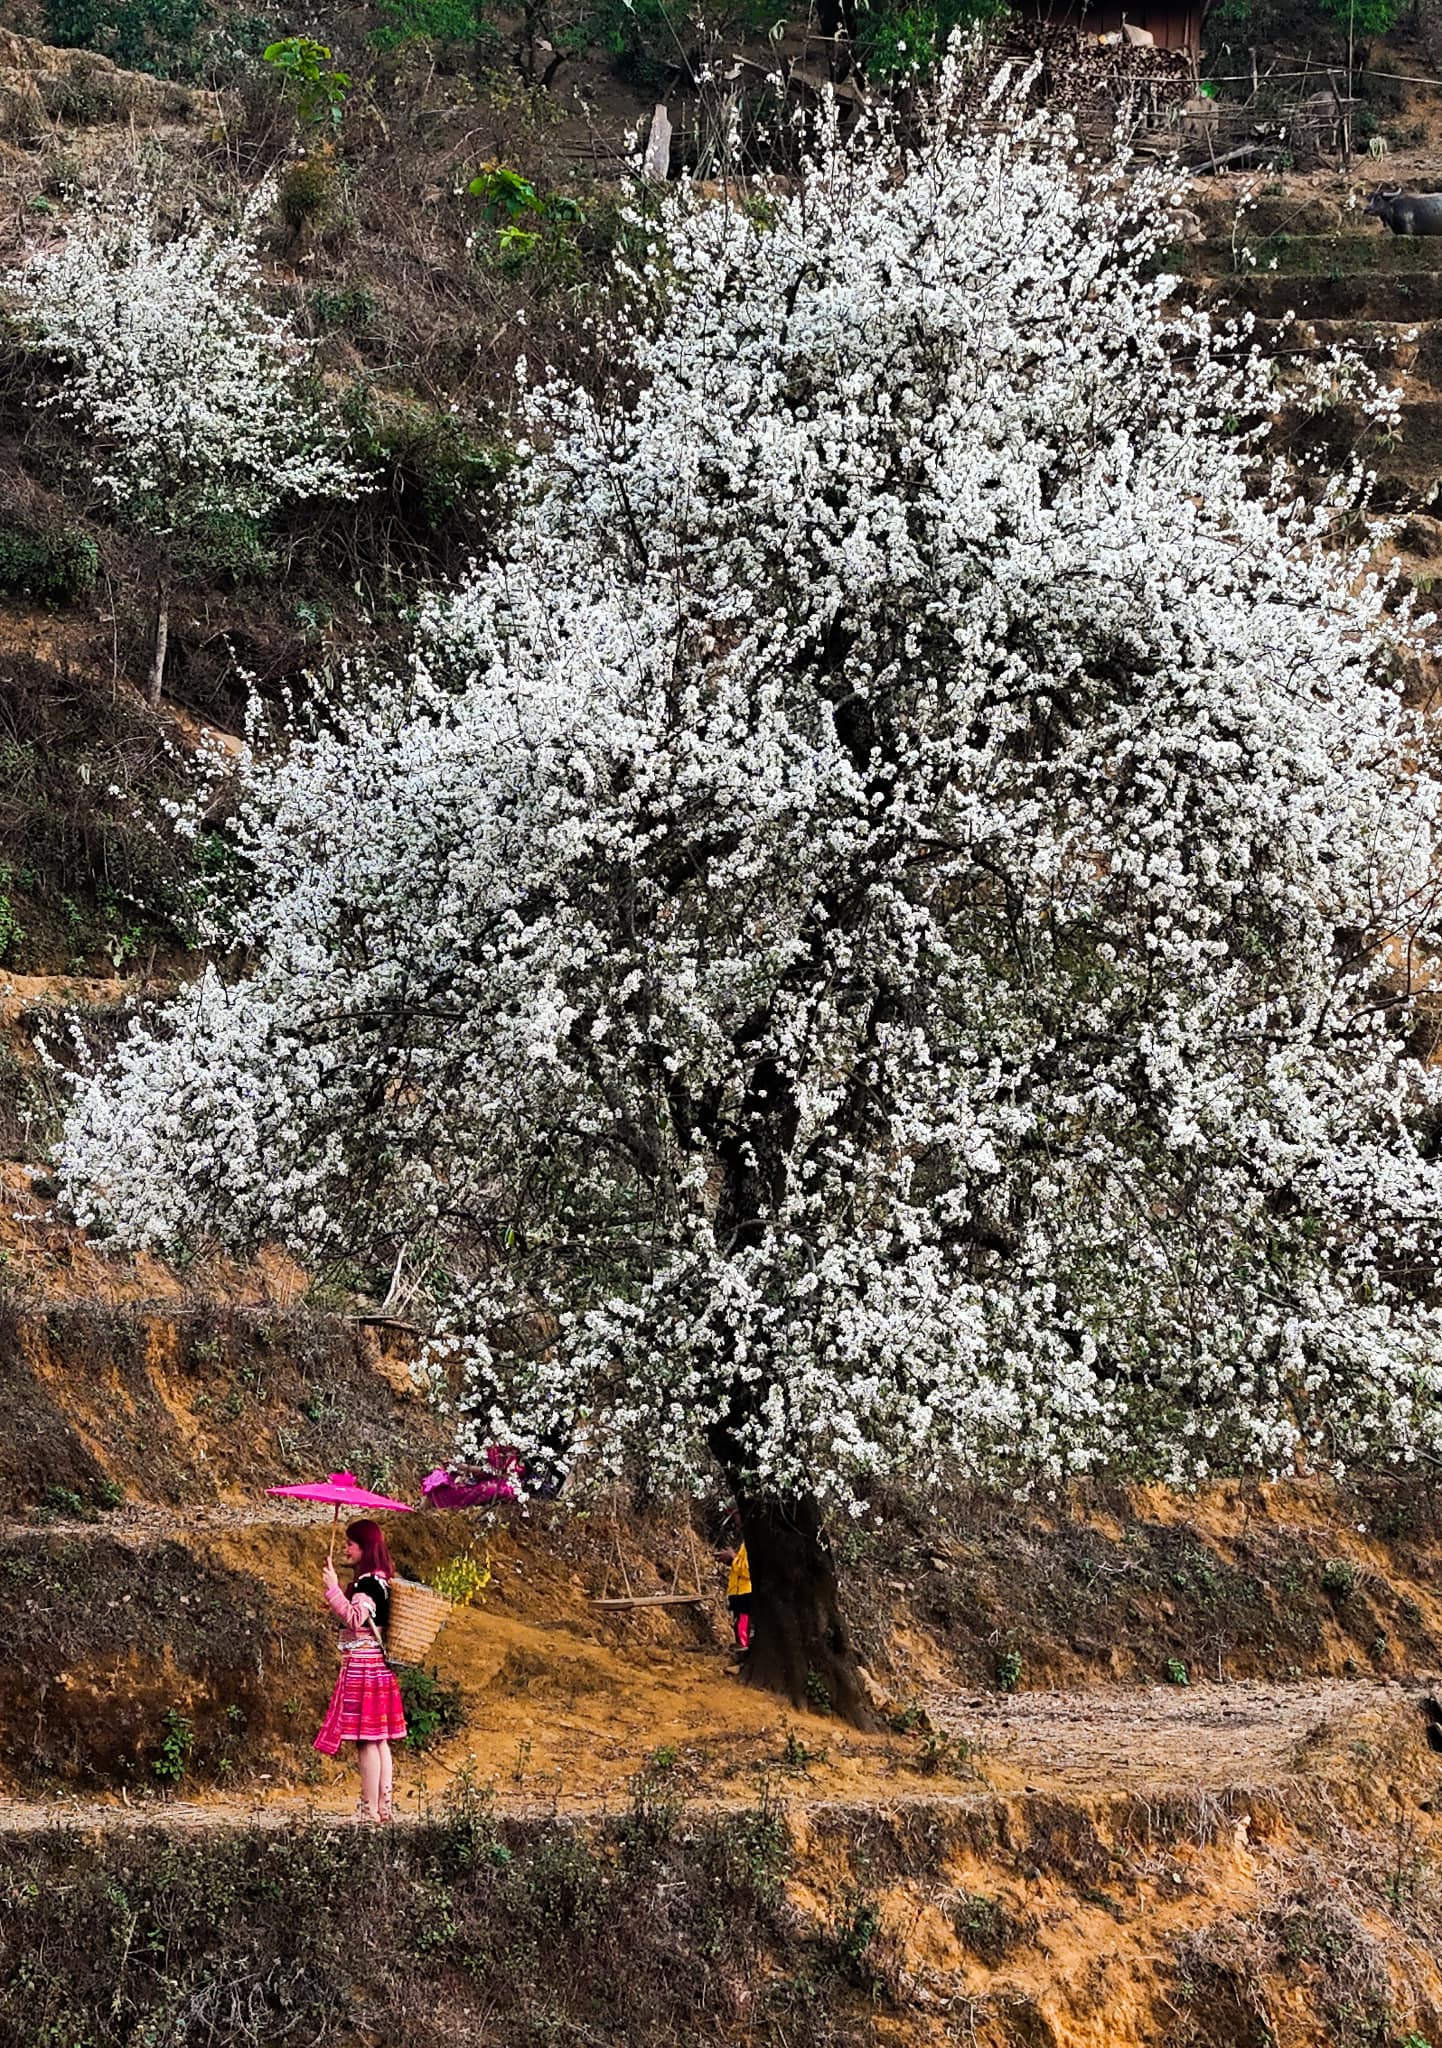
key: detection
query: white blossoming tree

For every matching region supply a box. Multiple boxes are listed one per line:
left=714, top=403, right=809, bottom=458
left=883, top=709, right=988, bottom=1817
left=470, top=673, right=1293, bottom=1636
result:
left=7, top=194, right=365, bottom=704
left=60, top=79, right=1442, bottom=1721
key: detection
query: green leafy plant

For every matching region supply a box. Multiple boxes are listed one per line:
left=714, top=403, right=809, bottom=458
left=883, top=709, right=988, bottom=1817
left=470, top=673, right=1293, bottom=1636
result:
left=1318, top=0, right=1396, bottom=27
left=994, top=1648, right=1022, bottom=1692
left=468, top=165, right=585, bottom=282
left=396, top=1664, right=466, bottom=1752
left=152, top=1707, right=194, bottom=1784
left=1320, top=1558, right=1358, bottom=1598
left=804, top=1667, right=832, bottom=1715
left=778, top=1727, right=829, bottom=1775
left=915, top=1729, right=974, bottom=1778
left=176, top=508, right=275, bottom=585
left=343, top=390, right=510, bottom=544
left=0, top=525, right=99, bottom=606
left=831, top=1886, right=882, bottom=1981
left=311, top=283, right=380, bottom=336
left=1165, top=1658, right=1190, bottom=1686
left=37, top=1485, right=95, bottom=1524
left=263, top=36, right=350, bottom=130
left=214, top=1702, right=246, bottom=1779
left=469, top=164, right=543, bottom=223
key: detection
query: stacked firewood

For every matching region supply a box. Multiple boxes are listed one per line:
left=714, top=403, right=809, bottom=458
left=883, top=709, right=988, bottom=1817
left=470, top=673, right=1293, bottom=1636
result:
left=1004, top=20, right=1195, bottom=120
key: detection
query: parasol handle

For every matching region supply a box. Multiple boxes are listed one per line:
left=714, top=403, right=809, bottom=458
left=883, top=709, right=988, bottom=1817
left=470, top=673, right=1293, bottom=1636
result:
left=329, top=1505, right=338, bottom=1566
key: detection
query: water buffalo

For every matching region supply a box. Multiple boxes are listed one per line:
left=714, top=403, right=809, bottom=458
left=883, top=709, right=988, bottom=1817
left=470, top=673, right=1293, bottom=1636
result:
left=1365, top=185, right=1442, bottom=236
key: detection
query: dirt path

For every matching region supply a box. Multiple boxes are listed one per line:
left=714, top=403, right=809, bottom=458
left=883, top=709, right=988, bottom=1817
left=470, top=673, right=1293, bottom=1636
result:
left=931, top=1674, right=1438, bottom=1792
left=1, top=1678, right=1433, bottom=1837
left=0, top=1498, right=345, bottom=1544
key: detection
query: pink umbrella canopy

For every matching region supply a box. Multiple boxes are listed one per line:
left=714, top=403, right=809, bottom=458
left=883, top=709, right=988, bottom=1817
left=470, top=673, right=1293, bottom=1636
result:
left=266, top=1471, right=413, bottom=1560
left=266, top=1471, right=414, bottom=1512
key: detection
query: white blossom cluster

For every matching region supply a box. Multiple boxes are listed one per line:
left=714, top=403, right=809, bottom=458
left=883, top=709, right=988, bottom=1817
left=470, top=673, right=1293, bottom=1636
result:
left=60, top=74, right=1442, bottom=1509
left=7, top=191, right=364, bottom=532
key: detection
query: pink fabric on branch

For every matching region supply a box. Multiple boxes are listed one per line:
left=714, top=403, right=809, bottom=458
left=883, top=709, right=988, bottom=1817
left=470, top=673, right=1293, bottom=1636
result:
left=420, top=1448, right=520, bottom=1510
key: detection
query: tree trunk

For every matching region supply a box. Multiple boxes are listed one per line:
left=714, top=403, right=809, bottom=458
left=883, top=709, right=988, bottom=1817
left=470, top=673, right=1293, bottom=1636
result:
left=734, top=1490, right=880, bottom=1729
left=147, top=579, right=170, bottom=708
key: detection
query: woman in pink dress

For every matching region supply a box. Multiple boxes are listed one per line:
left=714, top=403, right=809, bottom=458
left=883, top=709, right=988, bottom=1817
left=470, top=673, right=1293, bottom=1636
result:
left=314, top=1518, right=407, bottom=1821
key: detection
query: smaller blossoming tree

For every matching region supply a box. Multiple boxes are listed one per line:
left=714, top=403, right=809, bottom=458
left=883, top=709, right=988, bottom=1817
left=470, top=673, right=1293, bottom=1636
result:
left=6, top=192, right=365, bottom=703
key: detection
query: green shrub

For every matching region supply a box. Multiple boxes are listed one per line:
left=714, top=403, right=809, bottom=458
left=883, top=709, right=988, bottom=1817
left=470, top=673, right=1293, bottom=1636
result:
left=396, top=1664, right=467, bottom=1752
left=38, top=1485, right=95, bottom=1523
left=1207, top=0, right=1398, bottom=76
left=280, top=150, right=339, bottom=231
left=311, top=282, right=381, bottom=337
left=176, top=508, right=275, bottom=584
left=0, top=525, right=98, bottom=606
left=469, top=163, right=543, bottom=221
left=43, top=0, right=210, bottom=77
left=348, top=393, right=511, bottom=538
left=915, top=1728, right=973, bottom=1777
left=830, top=1886, right=882, bottom=1981
left=152, top=1706, right=195, bottom=1784
left=994, top=1647, right=1022, bottom=1692
left=0, top=865, right=22, bottom=966
left=804, top=1667, right=832, bottom=1714
left=372, top=0, right=497, bottom=52
left=1320, top=1558, right=1358, bottom=1598
left=563, top=0, right=683, bottom=90
left=1164, top=1657, right=1190, bottom=1686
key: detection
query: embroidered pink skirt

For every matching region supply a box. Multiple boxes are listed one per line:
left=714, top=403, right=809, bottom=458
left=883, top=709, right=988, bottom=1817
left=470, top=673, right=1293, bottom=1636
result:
left=314, top=1642, right=408, bottom=1755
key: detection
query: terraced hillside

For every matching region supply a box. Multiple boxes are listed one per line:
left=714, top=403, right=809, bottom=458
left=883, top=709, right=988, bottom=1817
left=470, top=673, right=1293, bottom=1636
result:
left=1181, top=188, right=1442, bottom=549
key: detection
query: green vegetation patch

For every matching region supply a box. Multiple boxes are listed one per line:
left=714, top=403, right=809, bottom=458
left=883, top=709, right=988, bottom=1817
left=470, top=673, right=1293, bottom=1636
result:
left=0, top=1796, right=860, bottom=2048
left=42, top=0, right=211, bottom=77
left=0, top=652, right=197, bottom=974
left=0, top=522, right=98, bottom=605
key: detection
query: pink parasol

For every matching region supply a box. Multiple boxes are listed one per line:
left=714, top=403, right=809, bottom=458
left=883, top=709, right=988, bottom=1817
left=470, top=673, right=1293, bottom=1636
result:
left=266, top=1470, right=414, bottom=1562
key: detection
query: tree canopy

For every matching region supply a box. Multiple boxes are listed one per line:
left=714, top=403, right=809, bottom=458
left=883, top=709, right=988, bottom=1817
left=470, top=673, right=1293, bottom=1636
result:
left=61, top=80, right=1442, bottom=1612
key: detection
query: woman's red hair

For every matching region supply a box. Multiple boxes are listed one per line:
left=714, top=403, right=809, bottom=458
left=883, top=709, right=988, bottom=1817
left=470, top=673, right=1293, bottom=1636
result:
left=346, top=1518, right=396, bottom=1584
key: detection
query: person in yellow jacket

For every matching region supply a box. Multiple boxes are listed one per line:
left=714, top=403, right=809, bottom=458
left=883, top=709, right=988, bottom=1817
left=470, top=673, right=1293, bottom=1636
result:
left=725, top=1541, right=752, bottom=1652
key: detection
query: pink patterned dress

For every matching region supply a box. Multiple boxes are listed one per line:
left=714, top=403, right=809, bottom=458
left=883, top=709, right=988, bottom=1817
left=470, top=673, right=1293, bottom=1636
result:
left=314, top=1571, right=408, bottom=1755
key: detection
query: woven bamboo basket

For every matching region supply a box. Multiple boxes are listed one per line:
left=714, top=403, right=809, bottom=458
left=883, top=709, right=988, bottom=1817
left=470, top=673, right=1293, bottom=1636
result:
left=386, top=1578, right=452, bottom=1665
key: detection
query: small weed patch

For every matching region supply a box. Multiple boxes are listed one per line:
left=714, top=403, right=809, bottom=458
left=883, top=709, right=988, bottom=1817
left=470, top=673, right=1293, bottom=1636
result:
left=151, top=1705, right=194, bottom=1784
